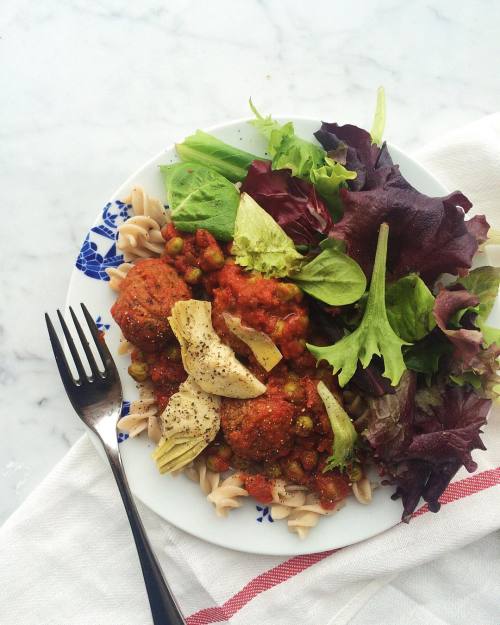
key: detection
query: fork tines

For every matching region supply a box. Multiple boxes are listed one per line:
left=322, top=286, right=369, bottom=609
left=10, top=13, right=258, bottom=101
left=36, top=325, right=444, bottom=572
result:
left=45, top=303, right=114, bottom=387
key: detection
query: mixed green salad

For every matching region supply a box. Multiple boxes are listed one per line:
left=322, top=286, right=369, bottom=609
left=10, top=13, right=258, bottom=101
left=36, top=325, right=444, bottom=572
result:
left=160, top=91, right=499, bottom=521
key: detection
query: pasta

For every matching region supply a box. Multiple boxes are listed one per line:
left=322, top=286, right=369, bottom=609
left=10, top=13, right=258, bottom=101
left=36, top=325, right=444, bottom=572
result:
left=287, top=495, right=345, bottom=540
left=352, top=477, right=374, bottom=505
left=117, top=383, right=161, bottom=442
left=270, top=480, right=308, bottom=520
left=185, top=456, right=221, bottom=495
left=116, top=186, right=169, bottom=261
left=117, top=334, right=134, bottom=355
left=342, top=389, right=370, bottom=420
left=106, top=262, right=133, bottom=292
left=207, top=474, right=248, bottom=517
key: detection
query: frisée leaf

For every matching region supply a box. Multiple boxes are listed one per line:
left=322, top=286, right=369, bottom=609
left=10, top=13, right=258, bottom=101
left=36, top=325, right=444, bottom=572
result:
left=307, top=223, right=409, bottom=387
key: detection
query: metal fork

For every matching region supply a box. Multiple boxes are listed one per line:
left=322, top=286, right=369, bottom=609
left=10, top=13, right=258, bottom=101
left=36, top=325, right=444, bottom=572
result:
left=45, top=303, right=186, bottom=625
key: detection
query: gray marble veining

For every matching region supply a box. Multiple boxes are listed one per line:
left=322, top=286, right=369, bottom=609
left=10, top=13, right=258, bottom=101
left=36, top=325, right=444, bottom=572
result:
left=1, top=0, right=499, bottom=524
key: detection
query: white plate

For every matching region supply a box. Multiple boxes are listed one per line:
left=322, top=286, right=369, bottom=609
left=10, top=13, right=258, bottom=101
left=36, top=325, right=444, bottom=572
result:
left=67, top=117, right=465, bottom=556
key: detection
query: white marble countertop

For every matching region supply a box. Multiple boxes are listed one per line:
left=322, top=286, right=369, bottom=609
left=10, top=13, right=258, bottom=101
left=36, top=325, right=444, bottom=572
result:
left=1, top=0, right=499, bottom=524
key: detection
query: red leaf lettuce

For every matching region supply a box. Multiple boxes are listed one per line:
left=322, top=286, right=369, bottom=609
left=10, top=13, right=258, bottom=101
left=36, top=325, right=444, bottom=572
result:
left=433, top=287, right=482, bottom=368
left=359, top=377, right=490, bottom=521
left=240, top=159, right=333, bottom=246
left=315, top=122, right=489, bottom=283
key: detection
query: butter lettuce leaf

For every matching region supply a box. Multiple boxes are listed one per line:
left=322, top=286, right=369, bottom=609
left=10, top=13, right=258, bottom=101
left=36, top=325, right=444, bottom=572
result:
left=307, top=223, right=408, bottom=387
left=386, top=275, right=436, bottom=342
left=161, top=162, right=239, bottom=241
left=292, top=247, right=366, bottom=306
left=175, top=130, right=264, bottom=182
left=233, top=192, right=304, bottom=278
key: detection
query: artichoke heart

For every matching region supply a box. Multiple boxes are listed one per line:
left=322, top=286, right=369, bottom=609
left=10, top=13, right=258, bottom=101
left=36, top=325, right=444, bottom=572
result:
left=152, top=377, right=220, bottom=474
left=169, top=299, right=266, bottom=398
left=222, top=313, right=282, bottom=371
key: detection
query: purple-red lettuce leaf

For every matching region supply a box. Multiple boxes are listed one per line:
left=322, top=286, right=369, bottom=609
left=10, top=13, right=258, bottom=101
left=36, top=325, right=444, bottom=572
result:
left=314, top=123, right=399, bottom=191
left=333, top=185, right=482, bottom=284
left=240, top=160, right=333, bottom=246
left=362, top=371, right=417, bottom=458
left=433, top=287, right=482, bottom=367
left=315, top=120, right=488, bottom=283
left=388, top=386, right=490, bottom=521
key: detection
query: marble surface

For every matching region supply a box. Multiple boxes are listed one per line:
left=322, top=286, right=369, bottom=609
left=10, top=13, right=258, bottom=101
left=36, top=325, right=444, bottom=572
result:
left=1, top=0, right=500, bottom=525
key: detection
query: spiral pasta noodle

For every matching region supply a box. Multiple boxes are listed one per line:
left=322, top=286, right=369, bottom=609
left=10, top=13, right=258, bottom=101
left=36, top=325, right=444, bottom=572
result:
left=117, top=334, right=134, bottom=355
left=342, top=390, right=370, bottom=420
left=352, top=477, right=374, bottom=505
left=184, top=456, right=221, bottom=495
left=116, top=186, right=169, bottom=261
left=269, top=480, right=308, bottom=520
left=207, top=474, right=248, bottom=517
left=287, top=495, right=345, bottom=540
left=117, top=383, right=161, bottom=442
left=106, top=262, right=133, bottom=292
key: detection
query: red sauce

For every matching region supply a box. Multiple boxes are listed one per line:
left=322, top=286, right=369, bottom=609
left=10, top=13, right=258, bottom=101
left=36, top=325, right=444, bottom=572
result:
left=211, top=263, right=310, bottom=360
left=162, top=224, right=225, bottom=282
left=243, top=474, right=274, bottom=504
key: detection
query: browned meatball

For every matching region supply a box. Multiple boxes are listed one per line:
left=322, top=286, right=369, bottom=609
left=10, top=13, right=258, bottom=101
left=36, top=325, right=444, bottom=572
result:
left=111, top=259, right=191, bottom=352
left=221, top=395, right=294, bottom=463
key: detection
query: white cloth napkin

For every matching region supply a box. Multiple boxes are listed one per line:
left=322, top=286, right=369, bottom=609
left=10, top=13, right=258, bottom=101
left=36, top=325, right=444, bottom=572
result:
left=2, top=115, right=500, bottom=625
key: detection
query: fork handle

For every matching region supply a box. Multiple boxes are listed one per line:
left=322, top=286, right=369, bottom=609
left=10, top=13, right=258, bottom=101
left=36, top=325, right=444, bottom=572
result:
left=104, top=444, right=186, bottom=625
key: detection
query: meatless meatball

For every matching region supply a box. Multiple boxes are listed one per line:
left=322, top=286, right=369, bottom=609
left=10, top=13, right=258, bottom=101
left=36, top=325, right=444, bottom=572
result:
left=111, top=259, right=191, bottom=351
left=221, top=395, right=294, bottom=463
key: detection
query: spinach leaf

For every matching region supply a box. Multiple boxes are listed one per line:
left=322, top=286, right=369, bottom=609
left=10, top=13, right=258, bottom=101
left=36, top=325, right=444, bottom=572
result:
left=404, top=334, right=452, bottom=375
left=161, top=162, right=239, bottom=241
left=386, top=275, right=436, bottom=342
left=292, top=248, right=366, bottom=306
left=175, top=130, right=263, bottom=182
left=307, top=223, right=408, bottom=387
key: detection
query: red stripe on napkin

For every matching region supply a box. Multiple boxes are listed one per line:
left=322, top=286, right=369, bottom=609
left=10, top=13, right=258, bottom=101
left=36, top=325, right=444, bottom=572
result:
left=187, top=466, right=500, bottom=625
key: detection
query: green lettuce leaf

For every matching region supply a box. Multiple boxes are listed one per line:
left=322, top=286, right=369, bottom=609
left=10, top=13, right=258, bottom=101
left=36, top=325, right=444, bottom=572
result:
left=292, top=247, right=366, bottom=306
left=386, top=275, right=436, bottom=342
left=161, top=162, right=239, bottom=241
left=370, top=86, right=386, bottom=146
left=457, top=266, right=500, bottom=345
left=175, top=130, right=263, bottom=183
left=232, top=192, right=304, bottom=277
left=307, top=223, right=408, bottom=387
left=404, top=334, right=452, bottom=376
left=249, top=102, right=325, bottom=179
left=309, top=157, right=357, bottom=220
left=248, top=98, right=281, bottom=140
left=271, top=123, right=325, bottom=179
left=317, top=381, right=357, bottom=472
